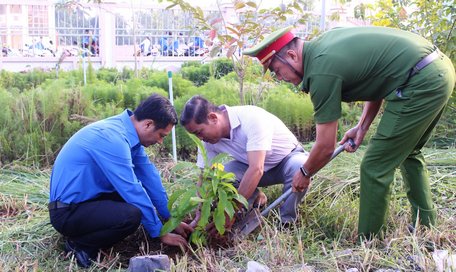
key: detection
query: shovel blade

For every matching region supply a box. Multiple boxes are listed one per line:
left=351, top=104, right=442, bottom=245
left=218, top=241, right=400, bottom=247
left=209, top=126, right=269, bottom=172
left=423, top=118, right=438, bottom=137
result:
left=235, top=208, right=263, bottom=237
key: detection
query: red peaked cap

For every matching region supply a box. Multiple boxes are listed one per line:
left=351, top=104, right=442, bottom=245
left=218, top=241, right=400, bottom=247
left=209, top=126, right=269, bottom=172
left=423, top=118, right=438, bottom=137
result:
left=255, top=31, right=295, bottom=64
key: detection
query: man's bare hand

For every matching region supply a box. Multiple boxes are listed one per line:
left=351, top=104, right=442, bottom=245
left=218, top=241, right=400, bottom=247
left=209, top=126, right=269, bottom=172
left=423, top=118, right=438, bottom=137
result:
left=292, top=170, right=311, bottom=192
left=160, top=233, right=189, bottom=248
left=173, top=222, right=194, bottom=238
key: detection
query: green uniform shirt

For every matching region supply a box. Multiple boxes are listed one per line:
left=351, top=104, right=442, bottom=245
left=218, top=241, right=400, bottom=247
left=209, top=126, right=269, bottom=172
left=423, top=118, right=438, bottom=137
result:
left=301, top=26, right=435, bottom=124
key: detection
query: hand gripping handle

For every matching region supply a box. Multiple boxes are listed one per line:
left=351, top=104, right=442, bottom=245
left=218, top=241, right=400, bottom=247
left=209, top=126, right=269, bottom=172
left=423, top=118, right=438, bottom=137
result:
left=260, top=138, right=356, bottom=217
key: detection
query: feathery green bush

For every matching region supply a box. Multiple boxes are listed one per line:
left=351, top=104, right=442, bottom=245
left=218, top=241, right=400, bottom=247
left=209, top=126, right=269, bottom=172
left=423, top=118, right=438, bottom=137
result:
left=260, top=85, right=314, bottom=141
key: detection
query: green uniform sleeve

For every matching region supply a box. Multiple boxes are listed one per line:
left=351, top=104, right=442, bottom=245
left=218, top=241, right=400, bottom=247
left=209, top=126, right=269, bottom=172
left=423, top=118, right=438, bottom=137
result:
left=309, top=75, right=343, bottom=124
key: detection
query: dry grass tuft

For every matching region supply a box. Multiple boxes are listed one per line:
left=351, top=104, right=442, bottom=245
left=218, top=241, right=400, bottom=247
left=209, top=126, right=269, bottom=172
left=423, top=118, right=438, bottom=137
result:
left=0, top=147, right=455, bottom=271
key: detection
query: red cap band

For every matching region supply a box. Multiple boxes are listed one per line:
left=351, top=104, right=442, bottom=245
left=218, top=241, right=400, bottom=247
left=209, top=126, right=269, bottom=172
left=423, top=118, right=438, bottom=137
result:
left=256, top=31, right=295, bottom=64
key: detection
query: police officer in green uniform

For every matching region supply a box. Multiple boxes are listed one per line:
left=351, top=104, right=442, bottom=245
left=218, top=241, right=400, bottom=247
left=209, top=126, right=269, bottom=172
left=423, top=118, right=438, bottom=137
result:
left=243, top=26, right=455, bottom=239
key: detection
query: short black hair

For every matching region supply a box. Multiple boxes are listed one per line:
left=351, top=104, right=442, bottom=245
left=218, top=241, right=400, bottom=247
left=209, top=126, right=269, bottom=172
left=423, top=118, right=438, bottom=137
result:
left=180, top=95, right=220, bottom=126
left=276, top=37, right=300, bottom=58
left=133, top=93, right=178, bottom=129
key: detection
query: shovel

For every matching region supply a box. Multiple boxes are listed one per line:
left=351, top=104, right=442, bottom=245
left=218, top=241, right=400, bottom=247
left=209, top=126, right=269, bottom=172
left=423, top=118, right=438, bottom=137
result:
left=234, top=139, right=355, bottom=237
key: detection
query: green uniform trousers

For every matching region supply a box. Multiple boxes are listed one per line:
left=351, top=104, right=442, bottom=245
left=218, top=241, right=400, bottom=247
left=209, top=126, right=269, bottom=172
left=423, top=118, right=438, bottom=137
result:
left=358, top=52, right=455, bottom=239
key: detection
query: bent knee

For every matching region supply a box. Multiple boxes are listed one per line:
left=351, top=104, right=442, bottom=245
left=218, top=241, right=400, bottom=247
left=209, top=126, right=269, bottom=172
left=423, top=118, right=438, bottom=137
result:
left=123, top=204, right=142, bottom=228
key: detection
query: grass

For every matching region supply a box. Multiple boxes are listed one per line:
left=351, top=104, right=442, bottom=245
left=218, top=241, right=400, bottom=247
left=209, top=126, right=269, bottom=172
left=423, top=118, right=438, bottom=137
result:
left=1, top=147, right=455, bottom=271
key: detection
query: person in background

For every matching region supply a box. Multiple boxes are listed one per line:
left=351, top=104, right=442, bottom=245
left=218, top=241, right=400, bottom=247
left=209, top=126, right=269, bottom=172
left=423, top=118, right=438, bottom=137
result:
left=138, top=36, right=151, bottom=56
left=243, top=26, right=455, bottom=240
left=159, top=31, right=172, bottom=56
left=188, top=35, right=206, bottom=56
left=82, top=29, right=98, bottom=56
left=2, top=43, right=8, bottom=57
left=49, top=94, right=193, bottom=268
left=180, top=95, right=309, bottom=232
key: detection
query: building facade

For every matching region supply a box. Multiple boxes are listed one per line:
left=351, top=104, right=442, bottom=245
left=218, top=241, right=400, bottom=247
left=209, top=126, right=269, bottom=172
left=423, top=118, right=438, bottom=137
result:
left=0, top=0, right=369, bottom=72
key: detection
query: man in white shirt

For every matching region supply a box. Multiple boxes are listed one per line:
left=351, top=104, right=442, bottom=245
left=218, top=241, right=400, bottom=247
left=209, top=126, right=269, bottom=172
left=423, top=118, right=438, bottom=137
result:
left=180, top=95, right=309, bottom=229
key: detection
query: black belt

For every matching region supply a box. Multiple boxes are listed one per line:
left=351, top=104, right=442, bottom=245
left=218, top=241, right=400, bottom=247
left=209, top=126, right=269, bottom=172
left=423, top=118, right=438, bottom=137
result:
left=396, top=48, right=440, bottom=97
left=48, top=201, right=70, bottom=210
left=409, top=49, right=440, bottom=77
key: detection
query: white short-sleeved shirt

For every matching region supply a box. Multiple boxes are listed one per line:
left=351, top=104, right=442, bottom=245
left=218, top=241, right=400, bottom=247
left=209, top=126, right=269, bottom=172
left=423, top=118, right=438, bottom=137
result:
left=197, top=105, right=299, bottom=171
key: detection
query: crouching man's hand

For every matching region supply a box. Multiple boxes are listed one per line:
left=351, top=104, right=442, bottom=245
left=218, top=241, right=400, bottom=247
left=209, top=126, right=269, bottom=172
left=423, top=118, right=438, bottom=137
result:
left=160, top=222, right=194, bottom=248
left=173, top=222, right=194, bottom=239
left=160, top=232, right=188, bottom=248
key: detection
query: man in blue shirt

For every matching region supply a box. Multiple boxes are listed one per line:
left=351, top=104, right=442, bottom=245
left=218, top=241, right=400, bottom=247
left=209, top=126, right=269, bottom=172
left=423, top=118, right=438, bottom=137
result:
left=49, top=94, right=193, bottom=268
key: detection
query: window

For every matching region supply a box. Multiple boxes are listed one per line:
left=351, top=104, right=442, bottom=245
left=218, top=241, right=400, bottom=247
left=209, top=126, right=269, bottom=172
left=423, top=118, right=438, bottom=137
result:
left=55, top=6, right=99, bottom=48
left=28, top=5, right=49, bottom=36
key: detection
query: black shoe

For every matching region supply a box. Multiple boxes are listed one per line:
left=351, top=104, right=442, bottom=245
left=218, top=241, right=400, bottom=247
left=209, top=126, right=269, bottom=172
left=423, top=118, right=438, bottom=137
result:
left=407, top=224, right=416, bottom=234
left=64, top=240, right=95, bottom=268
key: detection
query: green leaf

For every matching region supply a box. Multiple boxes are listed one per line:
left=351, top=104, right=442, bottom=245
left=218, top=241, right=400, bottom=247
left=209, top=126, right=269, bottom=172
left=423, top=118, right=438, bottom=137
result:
left=189, top=196, right=205, bottom=205
left=210, top=152, right=231, bottom=165
left=214, top=205, right=226, bottom=235
left=171, top=161, right=197, bottom=173
left=198, top=200, right=212, bottom=228
left=218, top=188, right=228, bottom=207
left=234, top=2, right=246, bottom=10
left=167, top=188, right=186, bottom=210
left=226, top=26, right=241, bottom=37
left=221, top=172, right=236, bottom=181
left=187, top=132, right=207, bottom=166
left=190, top=229, right=206, bottom=246
left=165, top=3, right=178, bottom=9
left=293, top=2, right=303, bottom=13
left=176, top=189, right=198, bottom=216
left=160, top=217, right=180, bottom=236
left=225, top=201, right=235, bottom=219
left=211, top=177, right=219, bottom=195
left=220, top=182, right=238, bottom=194
left=246, top=1, right=257, bottom=8
left=235, top=194, right=249, bottom=209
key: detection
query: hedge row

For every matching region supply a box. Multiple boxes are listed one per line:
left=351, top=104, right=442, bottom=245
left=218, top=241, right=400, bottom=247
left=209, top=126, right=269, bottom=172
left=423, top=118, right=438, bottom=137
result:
left=0, top=60, right=315, bottom=167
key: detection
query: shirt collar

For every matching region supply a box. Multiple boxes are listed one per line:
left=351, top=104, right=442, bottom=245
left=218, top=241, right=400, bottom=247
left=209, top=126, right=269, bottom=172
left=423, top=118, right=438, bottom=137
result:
left=121, top=109, right=141, bottom=148
left=220, top=105, right=240, bottom=140
left=300, top=41, right=308, bottom=93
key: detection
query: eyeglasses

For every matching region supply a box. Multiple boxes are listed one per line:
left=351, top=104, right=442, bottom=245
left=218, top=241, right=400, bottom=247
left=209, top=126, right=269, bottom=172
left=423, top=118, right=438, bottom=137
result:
left=268, top=53, right=304, bottom=81
left=268, top=54, right=290, bottom=79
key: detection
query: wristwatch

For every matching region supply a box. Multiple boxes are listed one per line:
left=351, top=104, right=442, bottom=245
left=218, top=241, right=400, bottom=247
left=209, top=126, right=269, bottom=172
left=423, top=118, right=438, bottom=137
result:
left=300, top=166, right=311, bottom=178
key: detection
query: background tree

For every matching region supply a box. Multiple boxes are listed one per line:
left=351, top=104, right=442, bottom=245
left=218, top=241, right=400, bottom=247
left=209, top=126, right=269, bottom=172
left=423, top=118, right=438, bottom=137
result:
left=368, top=0, right=456, bottom=145
left=161, top=0, right=313, bottom=105
left=369, top=0, right=455, bottom=69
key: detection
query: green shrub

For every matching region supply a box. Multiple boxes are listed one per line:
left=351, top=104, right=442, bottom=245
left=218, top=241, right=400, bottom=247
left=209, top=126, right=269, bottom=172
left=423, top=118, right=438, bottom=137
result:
left=120, top=67, right=134, bottom=81
left=259, top=86, right=314, bottom=142
left=0, top=81, right=89, bottom=166
left=429, top=106, right=456, bottom=147
left=181, top=61, right=203, bottom=68
left=211, top=58, right=234, bottom=79
left=83, top=81, right=121, bottom=106
left=121, top=78, right=167, bottom=109
left=166, top=78, right=240, bottom=160
left=143, top=71, right=196, bottom=97
left=0, top=69, right=54, bottom=92
left=1, top=66, right=452, bottom=167
left=97, top=68, right=121, bottom=84
left=181, top=65, right=210, bottom=86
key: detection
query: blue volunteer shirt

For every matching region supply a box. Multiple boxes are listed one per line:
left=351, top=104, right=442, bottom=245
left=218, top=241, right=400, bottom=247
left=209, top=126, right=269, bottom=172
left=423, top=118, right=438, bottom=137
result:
left=49, top=109, right=170, bottom=237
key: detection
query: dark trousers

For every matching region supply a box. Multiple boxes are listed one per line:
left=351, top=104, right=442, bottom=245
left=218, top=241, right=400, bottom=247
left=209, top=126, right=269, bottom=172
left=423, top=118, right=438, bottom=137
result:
left=358, top=52, right=454, bottom=239
left=49, top=193, right=142, bottom=251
